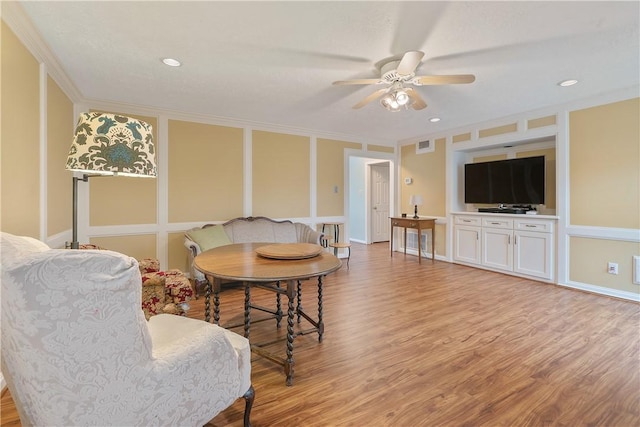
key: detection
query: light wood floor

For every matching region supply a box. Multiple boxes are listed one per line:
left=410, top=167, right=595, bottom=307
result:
left=2, top=242, right=639, bottom=426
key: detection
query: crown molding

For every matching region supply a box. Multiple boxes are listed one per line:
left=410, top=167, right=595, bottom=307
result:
left=3, top=1, right=83, bottom=102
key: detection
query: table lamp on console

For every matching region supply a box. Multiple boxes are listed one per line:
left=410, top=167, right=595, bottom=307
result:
left=65, top=112, right=157, bottom=249
left=409, top=195, right=423, bottom=219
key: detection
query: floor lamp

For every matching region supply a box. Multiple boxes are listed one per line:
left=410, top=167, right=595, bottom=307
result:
left=65, top=112, right=157, bottom=249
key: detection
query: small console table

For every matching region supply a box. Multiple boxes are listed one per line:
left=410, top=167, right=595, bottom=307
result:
left=390, top=217, right=436, bottom=264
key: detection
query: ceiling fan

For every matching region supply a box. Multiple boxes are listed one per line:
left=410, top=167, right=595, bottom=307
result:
left=332, top=51, right=475, bottom=112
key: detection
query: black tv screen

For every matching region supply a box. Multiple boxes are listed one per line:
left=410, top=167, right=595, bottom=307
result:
left=464, top=156, right=545, bottom=205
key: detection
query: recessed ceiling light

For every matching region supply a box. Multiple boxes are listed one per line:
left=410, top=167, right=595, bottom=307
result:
left=429, top=117, right=441, bottom=123
left=558, top=79, right=578, bottom=87
left=162, top=58, right=181, bottom=67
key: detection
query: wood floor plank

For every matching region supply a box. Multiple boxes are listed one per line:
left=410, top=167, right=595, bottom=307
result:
left=2, top=242, right=638, bottom=426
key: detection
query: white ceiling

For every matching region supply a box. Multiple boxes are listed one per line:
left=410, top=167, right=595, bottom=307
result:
left=17, top=1, right=640, bottom=144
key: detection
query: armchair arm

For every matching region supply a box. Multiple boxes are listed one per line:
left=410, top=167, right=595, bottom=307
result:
left=295, top=223, right=324, bottom=245
left=147, top=314, right=251, bottom=395
left=146, top=314, right=252, bottom=424
left=184, top=236, right=205, bottom=283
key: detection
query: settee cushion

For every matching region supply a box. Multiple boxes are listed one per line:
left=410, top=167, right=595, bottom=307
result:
left=186, top=225, right=232, bottom=252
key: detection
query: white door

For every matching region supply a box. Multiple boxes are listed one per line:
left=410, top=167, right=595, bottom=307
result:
left=371, top=163, right=390, bottom=243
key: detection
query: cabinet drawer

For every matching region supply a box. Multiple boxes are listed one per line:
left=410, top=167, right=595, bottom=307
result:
left=391, top=218, right=418, bottom=228
left=514, top=219, right=554, bottom=233
left=455, top=216, right=482, bottom=226
left=482, top=218, right=513, bottom=229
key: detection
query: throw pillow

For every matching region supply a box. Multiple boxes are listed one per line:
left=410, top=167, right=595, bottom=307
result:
left=187, top=225, right=232, bottom=252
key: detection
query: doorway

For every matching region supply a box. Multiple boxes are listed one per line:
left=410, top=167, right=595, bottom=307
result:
left=346, top=152, right=394, bottom=245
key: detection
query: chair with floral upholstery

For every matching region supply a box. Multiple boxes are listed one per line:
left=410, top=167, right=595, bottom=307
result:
left=138, top=258, right=194, bottom=319
left=1, top=232, right=254, bottom=427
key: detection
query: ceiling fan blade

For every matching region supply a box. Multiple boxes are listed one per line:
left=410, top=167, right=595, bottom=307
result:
left=332, top=79, right=383, bottom=86
left=353, top=88, right=389, bottom=109
left=412, top=74, right=476, bottom=85
left=406, top=88, right=427, bottom=110
left=396, top=51, right=425, bottom=76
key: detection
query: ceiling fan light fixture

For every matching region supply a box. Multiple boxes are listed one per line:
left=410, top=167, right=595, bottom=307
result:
left=395, top=89, right=409, bottom=106
left=381, top=95, right=401, bottom=112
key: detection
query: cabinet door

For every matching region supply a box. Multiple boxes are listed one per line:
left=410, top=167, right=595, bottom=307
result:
left=482, top=228, right=513, bottom=272
left=454, top=226, right=481, bottom=265
left=514, top=230, right=552, bottom=280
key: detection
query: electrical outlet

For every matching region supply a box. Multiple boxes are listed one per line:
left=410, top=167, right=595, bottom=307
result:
left=607, top=262, right=618, bottom=275
left=633, top=256, right=640, bottom=285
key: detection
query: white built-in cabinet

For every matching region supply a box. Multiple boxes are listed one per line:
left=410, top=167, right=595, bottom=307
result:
left=452, top=213, right=556, bottom=282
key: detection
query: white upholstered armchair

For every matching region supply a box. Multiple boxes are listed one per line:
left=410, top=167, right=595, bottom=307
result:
left=1, top=232, right=254, bottom=426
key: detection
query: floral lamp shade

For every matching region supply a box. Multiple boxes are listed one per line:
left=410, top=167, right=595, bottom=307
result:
left=66, top=112, right=157, bottom=177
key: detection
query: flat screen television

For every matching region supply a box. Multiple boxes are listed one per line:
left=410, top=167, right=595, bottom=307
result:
left=464, top=156, right=545, bottom=205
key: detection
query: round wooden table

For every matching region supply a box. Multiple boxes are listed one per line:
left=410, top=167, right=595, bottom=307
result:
left=194, top=242, right=342, bottom=386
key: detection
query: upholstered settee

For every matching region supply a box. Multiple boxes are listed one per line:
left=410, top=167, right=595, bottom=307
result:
left=0, top=232, right=254, bottom=426
left=185, top=216, right=324, bottom=288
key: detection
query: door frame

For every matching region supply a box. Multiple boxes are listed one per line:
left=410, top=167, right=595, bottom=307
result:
left=345, top=149, right=396, bottom=245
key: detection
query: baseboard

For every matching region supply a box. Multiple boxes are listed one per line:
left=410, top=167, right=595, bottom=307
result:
left=559, top=280, right=640, bottom=302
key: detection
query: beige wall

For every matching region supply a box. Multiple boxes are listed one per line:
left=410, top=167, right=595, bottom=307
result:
left=90, top=234, right=157, bottom=262
left=317, top=138, right=361, bottom=217
left=400, top=138, right=446, bottom=217
left=570, top=237, right=639, bottom=294
left=568, top=98, right=640, bottom=294
left=47, top=76, right=74, bottom=236
left=252, top=131, right=310, bottom=218
left=168, top=120, right=244, bottom=222
left=569, top=98, right=639, bottom=229
left=168, top=231, right=190, bottom=272
left=368, top=144, right=394, bottom=153
left=1, top=22, right=41, bottom=237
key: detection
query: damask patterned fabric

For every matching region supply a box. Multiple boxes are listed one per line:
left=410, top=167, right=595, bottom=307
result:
left=1, top=232, right=251, bottom=426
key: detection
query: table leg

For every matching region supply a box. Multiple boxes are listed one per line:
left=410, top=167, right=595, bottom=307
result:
left=321, top=224, right=328, bottom=248
left=390, top=223, right=394, bottom=257
left=285, top=279, right=296, bottom=386
left=244, top=281, right=251, bottom=339
left=204, top=276, right=221, bottom=324
left=417, top=224, right=422, bottom=264
left=404, top=227, right=407, bottom=255
left=296, top=280, right=302, bottom=324
left=276, top=281, right=282, bottom=328
left=432, top=225, right=435, bottom=261
left=317, top=276, right=324, bottom=342
left=204, top=277, right=211, bottom=323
